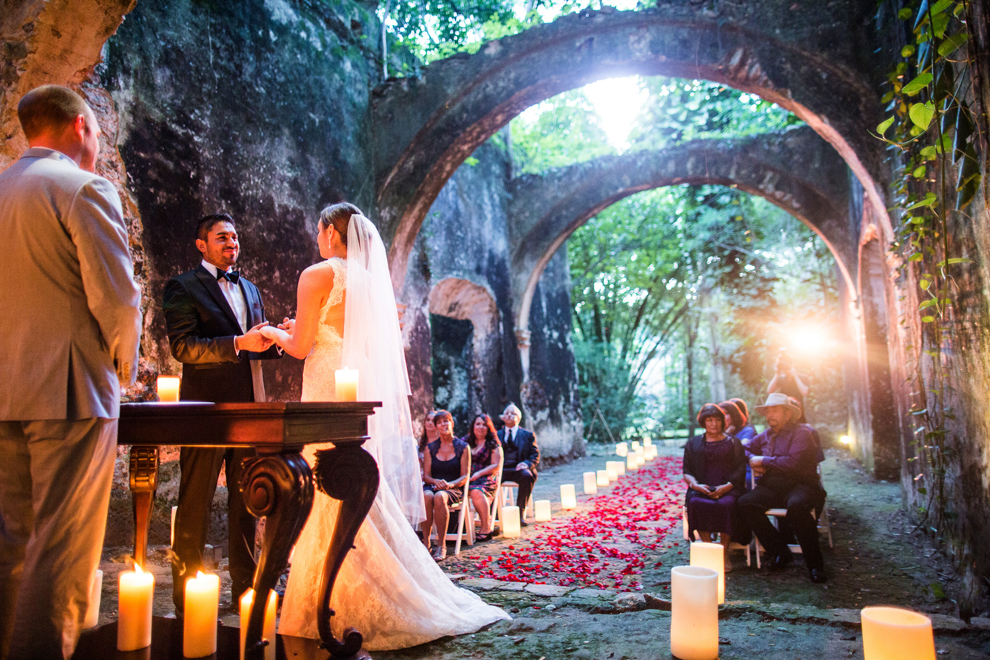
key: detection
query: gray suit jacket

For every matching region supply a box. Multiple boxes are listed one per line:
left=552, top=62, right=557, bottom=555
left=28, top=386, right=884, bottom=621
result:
left=0, top=148, right=142, bottom=420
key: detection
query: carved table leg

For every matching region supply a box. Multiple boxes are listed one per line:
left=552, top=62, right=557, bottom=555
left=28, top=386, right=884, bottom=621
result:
left=128, top=445, right=159, bottom=568
left=313, top=442, right=379, bottom=660
left=240, top=452, right=315, bottom=660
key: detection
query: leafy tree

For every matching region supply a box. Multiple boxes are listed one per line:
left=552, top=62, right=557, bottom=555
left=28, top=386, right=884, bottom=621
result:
left=510, top=90, right=615, bottom=174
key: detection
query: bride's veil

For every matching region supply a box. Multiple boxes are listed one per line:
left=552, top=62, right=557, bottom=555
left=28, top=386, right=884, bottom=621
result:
left=341, top=214, right=426, bottom=526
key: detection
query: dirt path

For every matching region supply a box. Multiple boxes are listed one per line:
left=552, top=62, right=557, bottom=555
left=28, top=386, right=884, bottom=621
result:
left=94, top=446, right=990, bottom=658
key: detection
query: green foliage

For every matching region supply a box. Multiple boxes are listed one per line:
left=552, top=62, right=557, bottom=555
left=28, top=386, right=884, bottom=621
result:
left=510, top=90, right=615, bottom=174
left=627, top=78, right=801, bottom=148
left=570, top=185, right=839, bottom=442
left=875, top=0, right=977, bottom=535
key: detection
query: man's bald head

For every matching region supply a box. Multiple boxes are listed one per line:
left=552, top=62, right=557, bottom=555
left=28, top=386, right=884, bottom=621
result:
left=17, top=85, right=101, bottom=172
left=17, top=85, right=90, bottom=140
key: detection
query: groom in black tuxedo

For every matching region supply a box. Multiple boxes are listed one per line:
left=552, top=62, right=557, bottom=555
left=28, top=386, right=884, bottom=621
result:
left=498, top=404, right=540, bottom=525
left=163, top=213, right=280, bottom=612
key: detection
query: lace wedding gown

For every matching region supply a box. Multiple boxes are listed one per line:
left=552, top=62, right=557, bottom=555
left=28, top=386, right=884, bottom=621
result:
left=279, top=256, right=509, bottom=650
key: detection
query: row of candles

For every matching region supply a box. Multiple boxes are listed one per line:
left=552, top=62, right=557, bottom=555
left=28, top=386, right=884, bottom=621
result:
left=157, top=366, right=360, bottom=402
left=100, top=562, right=278, bottom=658
left=499, top=438, right=658, bottom=537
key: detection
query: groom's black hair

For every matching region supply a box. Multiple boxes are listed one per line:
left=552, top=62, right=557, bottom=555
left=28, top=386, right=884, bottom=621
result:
left=196, top=213, right=235, bottom=241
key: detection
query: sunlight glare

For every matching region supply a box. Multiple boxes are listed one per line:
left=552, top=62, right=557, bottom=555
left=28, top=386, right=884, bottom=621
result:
left=583, top=76, right=647, bottom=150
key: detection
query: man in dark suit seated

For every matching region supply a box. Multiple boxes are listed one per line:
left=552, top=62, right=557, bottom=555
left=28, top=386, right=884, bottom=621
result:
left=738, top=393, right=827, bottom=584
left=498, top=404, right=539, bottom=526
left=163, top=213, right=281, bottom=613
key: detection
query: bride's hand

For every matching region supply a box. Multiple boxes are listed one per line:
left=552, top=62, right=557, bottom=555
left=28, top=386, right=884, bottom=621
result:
left=278, top=317, right=296, bottom=334
left=259, top=325, right=280, bottom=342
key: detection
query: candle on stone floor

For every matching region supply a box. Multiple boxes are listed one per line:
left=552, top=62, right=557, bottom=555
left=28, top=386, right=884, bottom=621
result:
left=605, top=462, right=619, bottom=481
left=690, top=541, right=725, bottom=604
left=670, top=566, right=719, bottom=660
left=643, top=437, right=653, bottom=447
left=583, top=472, right=598, bottom=495
left=616, top=460, right=626, bottom=476
left=861, top=607, right=935, bottom=660
left=184, top=571, right=220, bottom=657
left=240, top=588, right=278, bottom=660
left=157, top=376, right=180, bottom=402
left=630, top=440, right=641, bottom=452
left=560, top=484, right=577, bottom=509
left=83, top=569, right=102, bottom=629
left=502, top=506, right=521, bottom=538
left=615, top=442, right=628, bottom=457
left=645, top=445, right=657, bottom=460
left=626, top=453, right=638, bottom=471
left=534, top=499, right=552, bottom=522
left=596, top=469, right=609, bottom=487
left=335, top=368, right=359, bottom=401
left=117, top=563, right=154, bottom=651
left=634, top=449, right=645, bottom=468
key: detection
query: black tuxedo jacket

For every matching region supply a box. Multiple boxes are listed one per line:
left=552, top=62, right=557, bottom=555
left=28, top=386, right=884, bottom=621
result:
left=498, top=426, right=540, bottom=470
left=163, top=265, right=280, bottom=403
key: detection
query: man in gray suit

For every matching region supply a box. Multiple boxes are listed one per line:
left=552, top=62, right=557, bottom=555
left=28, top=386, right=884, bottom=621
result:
left=0, top=85, right=142, bottom=660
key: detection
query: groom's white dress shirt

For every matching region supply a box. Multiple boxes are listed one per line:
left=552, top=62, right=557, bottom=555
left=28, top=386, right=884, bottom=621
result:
left=200, top=259, right=266, bottom=402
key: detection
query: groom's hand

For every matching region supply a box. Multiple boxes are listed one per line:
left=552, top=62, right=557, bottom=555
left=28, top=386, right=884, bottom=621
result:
left=235, top=321, right=274, bottom=353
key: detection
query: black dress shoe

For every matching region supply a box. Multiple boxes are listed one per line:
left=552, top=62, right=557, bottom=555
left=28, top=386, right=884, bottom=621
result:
left=768, top=551, right=794, bottom=571
left=809, top=568, right=827, bottom=584
left=520, top=519, right=529, bottom=527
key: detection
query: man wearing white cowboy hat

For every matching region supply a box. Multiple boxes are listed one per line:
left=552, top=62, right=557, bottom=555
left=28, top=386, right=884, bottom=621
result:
left=738, top=392, right=827, bottom=583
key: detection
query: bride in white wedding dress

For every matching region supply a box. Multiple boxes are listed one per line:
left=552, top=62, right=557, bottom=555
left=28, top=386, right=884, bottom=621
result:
left=259, top=203, right=508, bottom=650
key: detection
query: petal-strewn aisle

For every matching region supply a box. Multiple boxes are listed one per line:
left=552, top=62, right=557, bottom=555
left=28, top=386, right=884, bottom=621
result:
left=452, top=455, right=685, bottom=592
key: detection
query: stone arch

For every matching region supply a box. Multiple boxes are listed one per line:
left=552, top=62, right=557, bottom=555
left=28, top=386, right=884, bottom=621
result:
left=427, top=278, right=502, bottom=424
left=372, top=3, right=887, bottom=291
left=508, top=127, right=856, bottom=333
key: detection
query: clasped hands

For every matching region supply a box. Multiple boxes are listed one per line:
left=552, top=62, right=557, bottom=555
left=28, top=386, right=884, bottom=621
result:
left=693, top=482, right=733, bottom=499
left=255, top=317, right=296, bottom=345
left=237, top=318, right=295, bottom=352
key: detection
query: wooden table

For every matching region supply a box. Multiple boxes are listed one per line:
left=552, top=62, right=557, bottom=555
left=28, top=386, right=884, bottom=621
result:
left=113, top=401, right=380, bottom=660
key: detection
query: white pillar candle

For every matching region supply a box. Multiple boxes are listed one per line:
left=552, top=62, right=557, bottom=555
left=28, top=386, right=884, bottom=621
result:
left=645, top=445, right=658, bottom=460
left=170, top=505, right=178, bottom=548
left=334, top=368, right=359, bottom=401
left=83, top=569, right=102, bottom=629
left=240, top=588, right=278, bottom=660
left=117, top=564, right=154, bottom=651
left=643, top=437, right=653, bottom=447
left=626, top=454, right=638, bottom=471
left=615, top=442, right=628, bottom=457
left=157, top=376, right=180, bottom=402
left=670, top=566, right=719, bottom=660
left=583, top=472, right=598, bottom=495
left=690, top=541, right=725, bottom=604
left=861, top=607, right=935, bottom=660
left=560, top=484, right=577, bottom=510
left=635, top=450, right=646, bottom=467
left=631, top=440, right=641, bottom=452
left=596, top=470, right=609, bottom=487
left=605, top=462, right=619, bottom=481
left=184, top=571, right=220, bottom=657
left=502, top=506, right=521, bottom=538
left=615, top=460, right=626, bottom=476
left=534, top=500, right=552, bottom=522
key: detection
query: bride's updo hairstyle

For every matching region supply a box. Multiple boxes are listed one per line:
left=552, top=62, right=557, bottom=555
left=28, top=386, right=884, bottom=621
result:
left=318, top=202, right=363, bottom=247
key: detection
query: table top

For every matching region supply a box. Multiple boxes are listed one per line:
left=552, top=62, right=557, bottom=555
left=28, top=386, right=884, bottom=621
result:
left=118, top=401, right=381, bottom=448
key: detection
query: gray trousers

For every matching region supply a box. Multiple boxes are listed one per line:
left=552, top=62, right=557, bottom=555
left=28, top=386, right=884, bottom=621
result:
left=0, top=418, right=117, bottom=660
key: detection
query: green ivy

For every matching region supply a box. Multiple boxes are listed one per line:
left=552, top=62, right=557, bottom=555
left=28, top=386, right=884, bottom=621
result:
left=875, top=0, right=978, bottom=537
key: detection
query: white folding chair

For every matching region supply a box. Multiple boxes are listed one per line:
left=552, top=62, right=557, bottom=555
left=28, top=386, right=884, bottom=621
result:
left=471, top=467, right=503, bottom=537
left=501, top=481, right=535, bottom=520
left=430, top=453, right=473, bottom=555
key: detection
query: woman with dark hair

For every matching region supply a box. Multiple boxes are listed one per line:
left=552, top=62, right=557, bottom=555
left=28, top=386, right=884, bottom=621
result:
left=262, top=205, right=507, bottom=645
left=728, top=398, right=757, bottom=444
left=422, top=410, right=470, bottom=561
left=464, top=414, right=504, bottom=542
left=683, top=403, right=747, bottom=571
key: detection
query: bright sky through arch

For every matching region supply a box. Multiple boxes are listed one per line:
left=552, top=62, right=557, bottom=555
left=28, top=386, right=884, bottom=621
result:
left=582, top=76, right=648, bottom=150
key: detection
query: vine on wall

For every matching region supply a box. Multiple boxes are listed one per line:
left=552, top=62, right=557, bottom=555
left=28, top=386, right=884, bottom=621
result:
left=875, top=0, right=980, bottom=538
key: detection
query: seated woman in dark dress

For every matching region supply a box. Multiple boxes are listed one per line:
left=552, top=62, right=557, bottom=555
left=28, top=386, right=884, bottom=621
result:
left=421, top=410, right=470, bottom=561
left=683, top=403, right=747, bottom=571
left=464, top=414, right=504, bottom=542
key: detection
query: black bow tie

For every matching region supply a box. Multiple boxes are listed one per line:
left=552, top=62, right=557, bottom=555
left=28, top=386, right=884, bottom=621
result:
left=216, top=269, right=239, bottom=285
